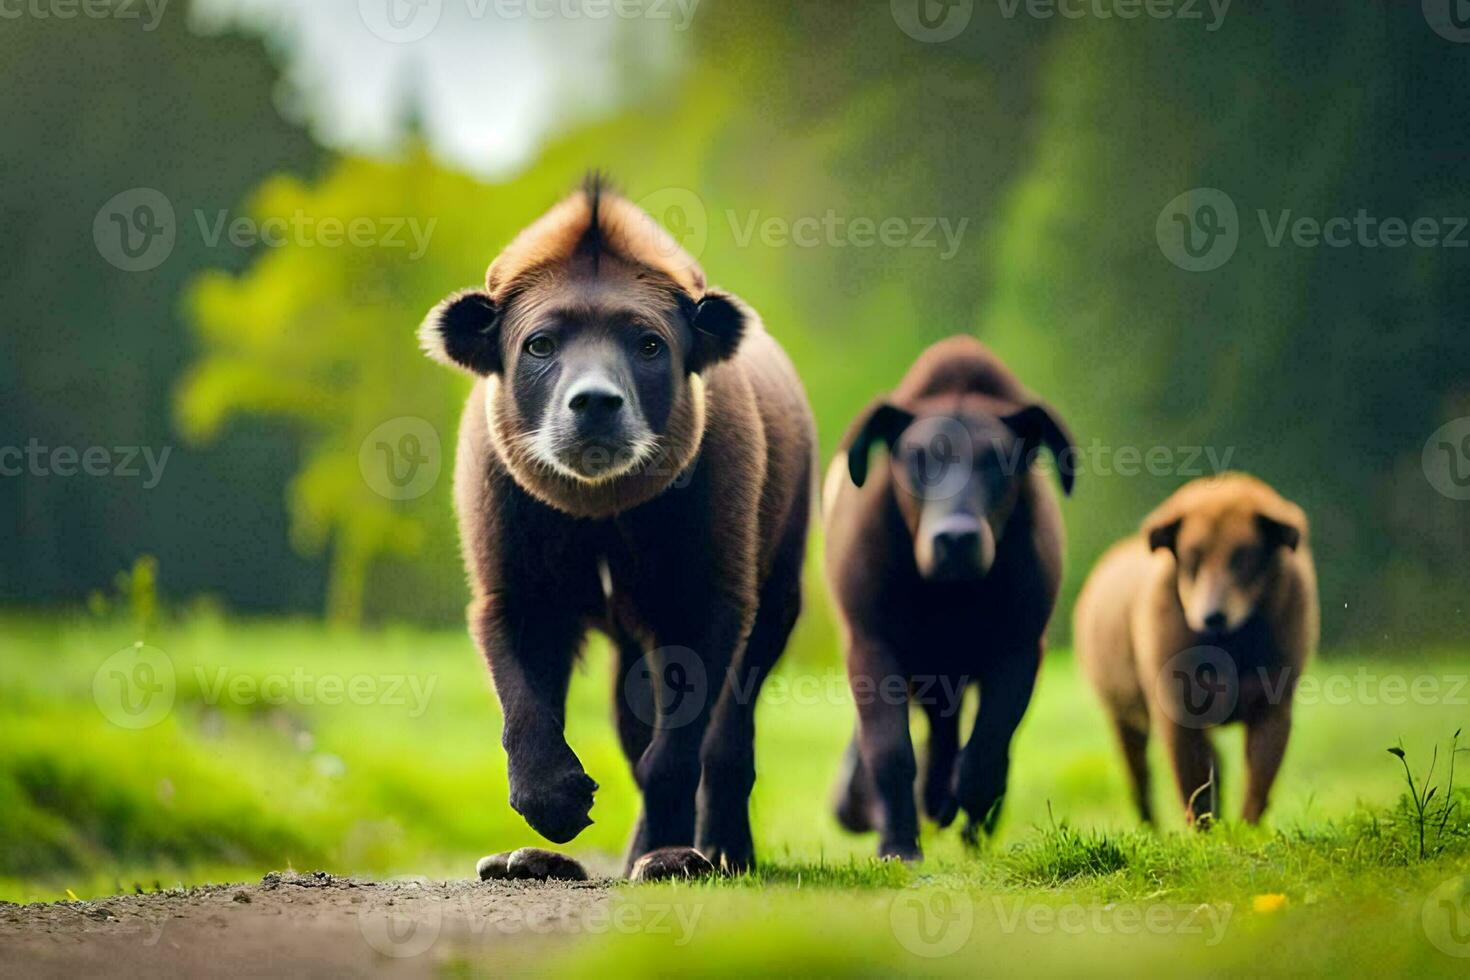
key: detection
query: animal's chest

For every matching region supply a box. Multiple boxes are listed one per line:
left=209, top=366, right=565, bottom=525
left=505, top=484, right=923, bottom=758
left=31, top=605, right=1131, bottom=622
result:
left=592, top=517, right=718, bottom=635
left=1213, top=620, right=1293, bottom=723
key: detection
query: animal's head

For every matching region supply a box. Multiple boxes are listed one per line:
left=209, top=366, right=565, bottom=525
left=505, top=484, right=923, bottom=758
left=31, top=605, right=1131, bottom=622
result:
left=1143, top=473, right=1308, bottom=638
left=846, top=397, right=1074, bottom=583
left=418, top=176, right=748, bottom=516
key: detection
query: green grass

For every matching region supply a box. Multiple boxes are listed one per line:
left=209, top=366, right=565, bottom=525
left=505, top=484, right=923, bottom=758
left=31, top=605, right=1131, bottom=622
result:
left=1, top=608, right=1467, bottom=975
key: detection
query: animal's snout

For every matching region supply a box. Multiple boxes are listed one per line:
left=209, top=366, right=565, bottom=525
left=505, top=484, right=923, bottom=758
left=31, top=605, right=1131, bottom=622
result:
left=1201, top=611, right=1228, bottom=637
left=567, top=384, right=624, bottom=415
left=922, top=513, right=990, bottom=582
left=565, top=379, right=626, bottom=433
left=932, top=526, right=980, bottom=568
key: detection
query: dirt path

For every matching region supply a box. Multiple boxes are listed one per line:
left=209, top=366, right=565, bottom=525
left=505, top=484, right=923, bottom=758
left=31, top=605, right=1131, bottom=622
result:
left=0, top=871, right=618, bottom=978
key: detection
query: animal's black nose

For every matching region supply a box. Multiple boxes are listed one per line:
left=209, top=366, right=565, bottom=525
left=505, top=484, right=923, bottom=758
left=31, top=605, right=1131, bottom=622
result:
left=932, top=528, right=980, bottom=567
left=567, top=386, right=624, bottom=416
left=1203, top=612, right=1228, bottom=635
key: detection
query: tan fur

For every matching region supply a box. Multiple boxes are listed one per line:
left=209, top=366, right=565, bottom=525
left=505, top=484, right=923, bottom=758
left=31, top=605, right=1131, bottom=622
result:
left=487, top=191, right=705, bottom=300
left=1075, top=473, right=1319, bottom=826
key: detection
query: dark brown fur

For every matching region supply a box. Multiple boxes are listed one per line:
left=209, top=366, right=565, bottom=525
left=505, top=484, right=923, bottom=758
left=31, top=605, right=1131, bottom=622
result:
left=824, top=336, right=1074, bottom=858
left=421, top=179, right=815, bottom=875
left=1074, top=473, right=1318, bottom=826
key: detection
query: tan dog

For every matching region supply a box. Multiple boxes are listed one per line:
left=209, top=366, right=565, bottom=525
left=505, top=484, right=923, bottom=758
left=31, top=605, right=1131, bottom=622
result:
left=1074, top=473, right=1318, bottom=826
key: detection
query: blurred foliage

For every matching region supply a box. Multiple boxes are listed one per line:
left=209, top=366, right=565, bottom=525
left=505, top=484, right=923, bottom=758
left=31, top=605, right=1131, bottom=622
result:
left=0, top=2, right=327, bottom=612
left=4, top=1, right=1469, bottom=643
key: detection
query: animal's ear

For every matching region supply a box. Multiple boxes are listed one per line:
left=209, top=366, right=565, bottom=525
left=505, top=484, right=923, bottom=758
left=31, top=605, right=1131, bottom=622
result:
left=1257, top=505, right=1306, bottom=553
left=418, top=289, right=501, bottom=375
left=846, top=402, right=915, bottom=488
left=1143, top=505, right=1183, bottom=554
left=1000, top=402, right=1077, bottom=496
left=686, top=288, right=748, bottom=373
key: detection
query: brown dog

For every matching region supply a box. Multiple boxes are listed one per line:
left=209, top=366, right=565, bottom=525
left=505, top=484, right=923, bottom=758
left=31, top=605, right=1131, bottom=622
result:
left=419, top=177, right=815, bottom=877
left=824, top=336, right=1075, bottom=858
left=1075, top=473, right=1318, bottom=826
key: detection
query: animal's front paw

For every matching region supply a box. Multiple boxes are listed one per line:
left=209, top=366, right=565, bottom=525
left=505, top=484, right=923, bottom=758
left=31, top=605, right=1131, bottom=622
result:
left=477, top=848, right=589, bottom=882
left=878, top=839, right=923, bottom=863
left=509, top=760, right=598, bottom=844
left=629, top=847, right=716, bottom=882
left=698, top=827, right=755, bottom=875
left=954, top=761, right=1007, bottom=840
left=924, top=778, right=959, bottom=828
left=959, top=795, right=1005, bottom=848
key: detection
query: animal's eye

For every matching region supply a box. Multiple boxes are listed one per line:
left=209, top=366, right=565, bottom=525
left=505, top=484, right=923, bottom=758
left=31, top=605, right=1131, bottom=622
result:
left=1230, top=546, right=1260, bottom=577
left=637, top=334, right=665, bottom=360
left=1181, top=550, right=1202, bottom=577
left=525, top=335, right=556, bottom=358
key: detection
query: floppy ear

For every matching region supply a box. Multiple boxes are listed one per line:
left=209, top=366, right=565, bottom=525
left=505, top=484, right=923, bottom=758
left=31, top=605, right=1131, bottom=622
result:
left=1257, top=504, right=1306, bottom=552
left=686, top=288, right=748, bottom=373
left=1000, top=402, right=1077, bottom=496
left=1142, top=498, right=1184, bottom=554
left=846, top=402, right=915, bottom=488
left=418, top=289, right=501, bottom=375
left=1145, top=514, right=1183, bottom=554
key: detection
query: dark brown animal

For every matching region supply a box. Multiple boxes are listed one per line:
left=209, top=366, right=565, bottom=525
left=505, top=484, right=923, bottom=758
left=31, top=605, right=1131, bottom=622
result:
left=1075, top=473, right=1318, bottom=826
left=419, top=177, right=815, bottom=877
left=824, top=336, right=1075, bottom=858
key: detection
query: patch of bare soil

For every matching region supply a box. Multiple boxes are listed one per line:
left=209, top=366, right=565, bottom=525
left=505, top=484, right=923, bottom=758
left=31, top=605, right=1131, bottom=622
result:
left=0, top=870, right=618, bottom=978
